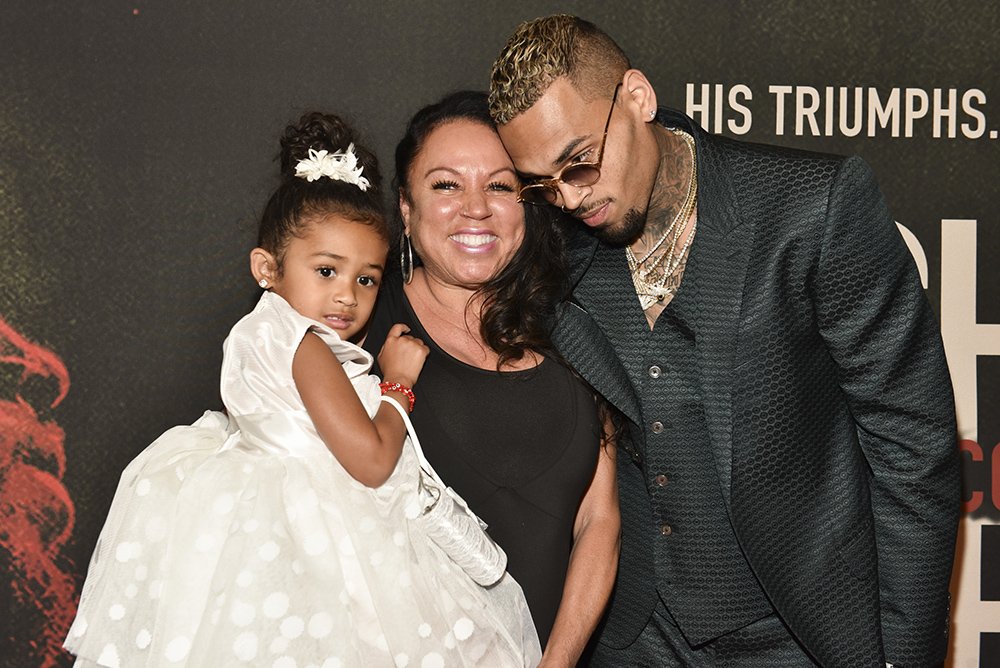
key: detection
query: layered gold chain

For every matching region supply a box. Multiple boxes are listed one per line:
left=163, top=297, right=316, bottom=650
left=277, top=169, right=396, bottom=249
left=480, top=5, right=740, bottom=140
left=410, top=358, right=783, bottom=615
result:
left=626, top=130, right=698, bottom=310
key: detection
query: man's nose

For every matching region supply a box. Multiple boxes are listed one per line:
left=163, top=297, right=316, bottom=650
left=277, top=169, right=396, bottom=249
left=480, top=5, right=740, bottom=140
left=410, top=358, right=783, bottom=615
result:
left=557, top=182, right=590, bottom=212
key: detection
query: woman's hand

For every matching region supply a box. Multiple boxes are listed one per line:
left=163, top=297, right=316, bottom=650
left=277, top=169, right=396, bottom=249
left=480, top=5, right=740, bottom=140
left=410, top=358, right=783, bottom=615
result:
left=377, top=323, right=429, bottom=388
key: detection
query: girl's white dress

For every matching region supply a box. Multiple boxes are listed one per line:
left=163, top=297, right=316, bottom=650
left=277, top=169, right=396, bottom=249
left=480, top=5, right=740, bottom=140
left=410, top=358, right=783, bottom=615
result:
left=64, top=291, right=541, bottom=667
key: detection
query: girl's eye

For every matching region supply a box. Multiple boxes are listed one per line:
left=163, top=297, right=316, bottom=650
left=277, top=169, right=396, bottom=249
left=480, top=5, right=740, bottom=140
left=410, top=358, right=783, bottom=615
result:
left=357, top=275, right=379, bottom=287
left=431, top=180, right=460, bottom=191
left=318, top=267, right=335, bottom=278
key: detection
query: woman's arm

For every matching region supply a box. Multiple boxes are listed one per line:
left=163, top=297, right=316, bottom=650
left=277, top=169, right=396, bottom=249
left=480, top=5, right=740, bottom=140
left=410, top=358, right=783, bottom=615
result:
left=293, top=324, right=427, bottom=487
left=540, top=422, right=620, bottom=667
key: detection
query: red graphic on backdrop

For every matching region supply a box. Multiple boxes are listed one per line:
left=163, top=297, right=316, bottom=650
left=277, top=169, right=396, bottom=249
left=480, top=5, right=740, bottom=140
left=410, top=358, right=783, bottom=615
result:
left=0, top=318, right=76, bottom=667
left=961, top=438, right=1000, bottom=516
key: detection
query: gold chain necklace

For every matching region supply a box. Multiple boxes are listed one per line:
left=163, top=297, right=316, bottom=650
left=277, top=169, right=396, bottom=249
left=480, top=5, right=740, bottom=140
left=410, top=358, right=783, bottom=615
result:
left=627, top=129, right=696, bottom=267
left=626, top=129, right=698, bottom=309
left=631, top=215, right=696, bottom=309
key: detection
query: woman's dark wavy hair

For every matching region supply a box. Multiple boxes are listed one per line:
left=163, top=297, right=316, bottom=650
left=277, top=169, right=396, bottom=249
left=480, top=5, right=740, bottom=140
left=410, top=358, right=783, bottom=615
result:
left=394, top=90, right=570, bottom=367
left=258, top=112, right=387, bottom=272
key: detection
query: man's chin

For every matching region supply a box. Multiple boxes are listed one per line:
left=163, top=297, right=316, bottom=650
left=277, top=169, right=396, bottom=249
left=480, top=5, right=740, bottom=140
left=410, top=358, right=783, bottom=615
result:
left=593, top=207, right=647, bottom=246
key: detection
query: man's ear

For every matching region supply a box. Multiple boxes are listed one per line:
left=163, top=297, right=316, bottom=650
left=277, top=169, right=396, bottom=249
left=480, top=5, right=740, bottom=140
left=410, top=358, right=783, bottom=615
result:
left=622, top=69, right=657, bottom=123
left=250, top=248, right=277, bottom=287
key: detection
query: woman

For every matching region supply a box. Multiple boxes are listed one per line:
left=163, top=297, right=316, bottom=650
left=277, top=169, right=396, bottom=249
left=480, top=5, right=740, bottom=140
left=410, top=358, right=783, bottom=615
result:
left=362, top=91, right=619, bottom=666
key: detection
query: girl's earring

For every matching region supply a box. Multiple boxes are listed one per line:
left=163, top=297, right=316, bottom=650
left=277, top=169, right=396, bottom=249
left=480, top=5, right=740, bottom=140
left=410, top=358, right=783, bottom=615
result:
left=400, top=233, right=414, bottom=284
left=259, top=278, right=269, bottom=289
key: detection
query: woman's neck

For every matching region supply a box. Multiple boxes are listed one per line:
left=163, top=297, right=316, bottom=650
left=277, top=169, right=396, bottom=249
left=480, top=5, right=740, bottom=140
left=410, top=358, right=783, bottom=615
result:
left=403, top=268, right=539, bottom=371
left=405, top=268, right=484, bottom=325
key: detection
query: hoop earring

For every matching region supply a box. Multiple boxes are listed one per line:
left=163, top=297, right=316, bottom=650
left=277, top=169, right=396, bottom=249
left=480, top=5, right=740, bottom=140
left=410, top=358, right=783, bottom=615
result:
left=400, top=232, right=414, bottom=284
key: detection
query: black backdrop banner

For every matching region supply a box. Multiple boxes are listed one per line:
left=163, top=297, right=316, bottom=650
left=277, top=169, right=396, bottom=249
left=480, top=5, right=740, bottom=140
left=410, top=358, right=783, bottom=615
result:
left=2, top=2, right=997, bottom=666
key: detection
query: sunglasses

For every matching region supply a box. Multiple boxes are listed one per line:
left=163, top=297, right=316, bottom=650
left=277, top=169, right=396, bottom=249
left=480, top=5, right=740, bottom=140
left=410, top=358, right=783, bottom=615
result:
left=517, top=83, right=621, bottom=206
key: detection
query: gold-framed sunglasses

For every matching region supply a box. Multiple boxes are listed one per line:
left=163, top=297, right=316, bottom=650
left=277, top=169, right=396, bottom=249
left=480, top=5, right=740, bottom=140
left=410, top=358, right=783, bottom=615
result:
left=517, top=83, right=621, bottom=206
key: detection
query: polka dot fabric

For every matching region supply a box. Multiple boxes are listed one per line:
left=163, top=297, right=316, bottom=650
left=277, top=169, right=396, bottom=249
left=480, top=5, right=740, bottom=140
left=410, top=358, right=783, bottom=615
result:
left=64, top=292, right=540, bottom=667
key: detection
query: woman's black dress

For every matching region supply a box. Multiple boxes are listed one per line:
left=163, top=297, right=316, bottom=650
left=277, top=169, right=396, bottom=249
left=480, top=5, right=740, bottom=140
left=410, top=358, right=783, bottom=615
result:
left=362, top=278, right=601, bottom=646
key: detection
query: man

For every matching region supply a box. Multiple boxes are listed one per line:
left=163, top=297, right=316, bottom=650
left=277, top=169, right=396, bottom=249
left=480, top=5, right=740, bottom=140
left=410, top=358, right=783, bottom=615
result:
left=489, top=14, right=959, bottom=667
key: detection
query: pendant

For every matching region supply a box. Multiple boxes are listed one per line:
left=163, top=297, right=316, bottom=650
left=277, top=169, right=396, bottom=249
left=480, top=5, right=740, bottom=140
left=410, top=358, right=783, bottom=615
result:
left=638, top=286, right=676, bottom=310
left=638, top=294, right=657, bottom=310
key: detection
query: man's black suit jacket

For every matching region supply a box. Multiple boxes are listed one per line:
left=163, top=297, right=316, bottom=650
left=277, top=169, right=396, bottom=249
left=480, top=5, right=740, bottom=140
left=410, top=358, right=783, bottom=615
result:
left=552, top=108, right=960, bottom=667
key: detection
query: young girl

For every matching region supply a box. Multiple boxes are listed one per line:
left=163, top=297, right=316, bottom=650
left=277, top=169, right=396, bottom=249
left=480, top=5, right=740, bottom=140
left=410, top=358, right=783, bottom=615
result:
left=64, top=113, right=541, bottom=667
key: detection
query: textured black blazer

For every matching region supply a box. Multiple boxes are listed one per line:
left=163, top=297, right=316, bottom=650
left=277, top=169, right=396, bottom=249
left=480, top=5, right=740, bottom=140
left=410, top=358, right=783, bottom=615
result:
left=554, top=109, right=960, bottom=667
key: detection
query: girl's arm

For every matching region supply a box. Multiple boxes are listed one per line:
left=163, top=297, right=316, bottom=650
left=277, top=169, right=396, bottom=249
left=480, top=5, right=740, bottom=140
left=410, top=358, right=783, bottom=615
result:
left=293, top=324, right=427, bottom=487
left=539, top=419, right=620, bottom=667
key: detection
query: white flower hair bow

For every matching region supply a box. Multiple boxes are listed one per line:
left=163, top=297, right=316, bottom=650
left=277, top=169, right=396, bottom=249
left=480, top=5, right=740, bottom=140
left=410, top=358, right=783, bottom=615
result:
left=294, top=144, right=371, bottom=191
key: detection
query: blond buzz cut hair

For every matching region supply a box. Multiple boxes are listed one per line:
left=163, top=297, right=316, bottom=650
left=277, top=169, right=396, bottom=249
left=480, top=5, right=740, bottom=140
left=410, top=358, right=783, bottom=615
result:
left=489, top=14, right=631, bottom=125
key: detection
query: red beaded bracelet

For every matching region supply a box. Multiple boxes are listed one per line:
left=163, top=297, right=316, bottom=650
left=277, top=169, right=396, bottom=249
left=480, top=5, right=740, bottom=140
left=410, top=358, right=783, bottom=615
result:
left=379, top=381, right=415, bottom=412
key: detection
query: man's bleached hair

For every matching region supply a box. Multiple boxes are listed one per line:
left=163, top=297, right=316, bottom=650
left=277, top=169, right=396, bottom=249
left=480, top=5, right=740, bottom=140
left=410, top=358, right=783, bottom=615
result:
left=489, top=14, right=631, bottom=125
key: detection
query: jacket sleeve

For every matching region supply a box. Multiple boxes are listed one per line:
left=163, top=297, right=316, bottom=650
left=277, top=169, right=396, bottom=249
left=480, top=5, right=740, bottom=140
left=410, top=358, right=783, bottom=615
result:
left=813, top=156, right=960, bottom=666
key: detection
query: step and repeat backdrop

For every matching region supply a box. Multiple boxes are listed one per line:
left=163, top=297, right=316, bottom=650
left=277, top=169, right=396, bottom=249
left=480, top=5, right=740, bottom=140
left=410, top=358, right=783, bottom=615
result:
left=2, top=2, right=997, bottom=666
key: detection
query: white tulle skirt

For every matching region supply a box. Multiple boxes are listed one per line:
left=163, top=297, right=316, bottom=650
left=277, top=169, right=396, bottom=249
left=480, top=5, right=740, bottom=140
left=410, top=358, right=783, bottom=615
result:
left=65, top=411, right=540, bottom=667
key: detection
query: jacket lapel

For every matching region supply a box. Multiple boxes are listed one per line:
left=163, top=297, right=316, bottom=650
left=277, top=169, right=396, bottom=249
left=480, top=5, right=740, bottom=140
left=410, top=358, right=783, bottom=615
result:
left=667, top=112, right=754, bottom=505
left=553, top=227, right=645, bottom=432
left=551, top=299, right=644, bottom=430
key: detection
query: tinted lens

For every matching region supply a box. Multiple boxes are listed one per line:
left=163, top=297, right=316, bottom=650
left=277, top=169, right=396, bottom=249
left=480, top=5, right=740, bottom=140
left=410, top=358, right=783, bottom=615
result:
left=561, top=164, right=601, bottom=187
left=518, top=185, right=559, bottom=205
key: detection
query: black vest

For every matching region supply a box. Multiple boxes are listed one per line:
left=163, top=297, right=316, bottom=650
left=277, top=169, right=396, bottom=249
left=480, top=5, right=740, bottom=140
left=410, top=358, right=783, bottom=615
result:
left=609, top=241, right=773, bottom=645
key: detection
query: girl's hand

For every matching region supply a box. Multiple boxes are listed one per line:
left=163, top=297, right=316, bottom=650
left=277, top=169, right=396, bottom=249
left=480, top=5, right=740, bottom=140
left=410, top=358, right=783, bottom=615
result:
left=377, top=323, right=428, bottom=388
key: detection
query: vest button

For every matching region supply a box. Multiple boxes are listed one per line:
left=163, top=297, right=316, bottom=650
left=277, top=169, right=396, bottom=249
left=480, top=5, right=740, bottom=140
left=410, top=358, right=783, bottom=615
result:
left=654, top=473, right=668, bottom=487
left=660, top=524, right=673, bottom=536
left=648, top=365, right=661, bottom=379
left=650, top=421, right=664, bottom=434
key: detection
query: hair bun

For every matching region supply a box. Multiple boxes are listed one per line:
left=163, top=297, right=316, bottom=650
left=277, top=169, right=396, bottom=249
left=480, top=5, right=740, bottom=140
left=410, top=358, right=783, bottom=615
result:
left=279, top=112, right=382, bottom=191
